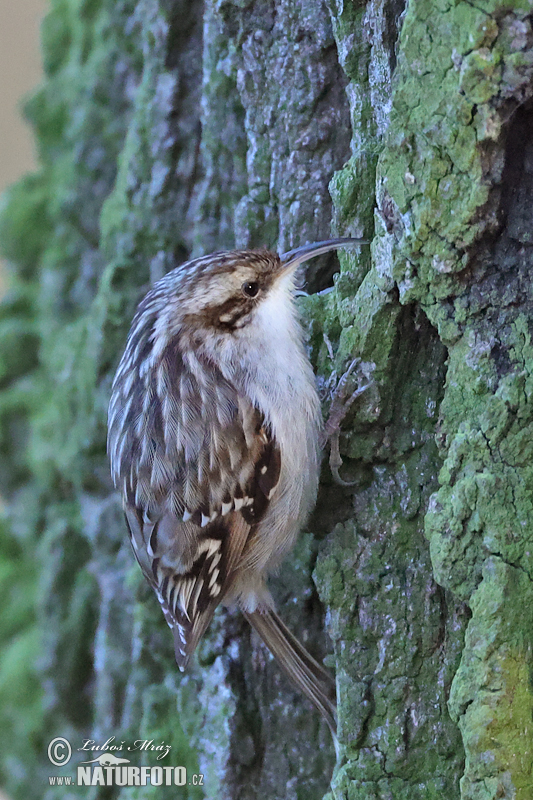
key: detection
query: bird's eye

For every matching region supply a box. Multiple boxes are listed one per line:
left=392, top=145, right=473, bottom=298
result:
left=242, top=281, right=260, bottom=298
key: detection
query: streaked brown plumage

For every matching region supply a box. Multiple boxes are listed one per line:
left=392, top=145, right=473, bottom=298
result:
left=107, top=238, right=366, bottom=738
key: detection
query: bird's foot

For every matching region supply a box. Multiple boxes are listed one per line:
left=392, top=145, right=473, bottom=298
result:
left=320, top=358, right=372, bottom=486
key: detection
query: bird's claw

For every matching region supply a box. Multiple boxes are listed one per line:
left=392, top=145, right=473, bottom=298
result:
left=321, top=358, right=371, bottom=486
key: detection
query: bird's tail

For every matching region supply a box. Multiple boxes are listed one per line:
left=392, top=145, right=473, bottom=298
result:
left=244, top=607, right=337, bottom=740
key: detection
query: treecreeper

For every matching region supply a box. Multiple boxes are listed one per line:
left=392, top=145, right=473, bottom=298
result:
left=107, top=238, right=366, bottom=742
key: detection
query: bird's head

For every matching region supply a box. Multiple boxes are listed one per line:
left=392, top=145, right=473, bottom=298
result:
left=141, top=238, right=366, bottom=340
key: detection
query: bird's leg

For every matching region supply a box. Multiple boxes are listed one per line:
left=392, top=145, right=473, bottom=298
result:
left=320, top=358, right=370, bottom=487
left=322, top=331, right=335, bottom=362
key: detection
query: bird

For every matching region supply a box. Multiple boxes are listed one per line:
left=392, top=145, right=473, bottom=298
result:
left=107, top=237, right=366, bottom=736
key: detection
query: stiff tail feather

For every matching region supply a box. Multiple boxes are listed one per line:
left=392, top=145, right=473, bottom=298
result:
left=244, top=608, right=337, bottom=740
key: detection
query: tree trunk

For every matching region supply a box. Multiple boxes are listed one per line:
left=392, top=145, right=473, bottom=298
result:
left=0, top=0, right=532, bottom=798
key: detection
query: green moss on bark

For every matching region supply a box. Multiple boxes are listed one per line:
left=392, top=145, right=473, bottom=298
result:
left=323, top=0, right=533, bottom=796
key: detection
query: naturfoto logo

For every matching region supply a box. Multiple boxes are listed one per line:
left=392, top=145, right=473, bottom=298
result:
left=46, top=736, right=204, bottom=788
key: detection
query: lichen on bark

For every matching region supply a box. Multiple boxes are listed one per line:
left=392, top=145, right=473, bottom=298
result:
left=343, top=0, right=533, bottom=797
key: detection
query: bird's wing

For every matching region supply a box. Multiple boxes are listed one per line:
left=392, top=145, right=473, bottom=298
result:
left=108, top=338, right=281, bottom=668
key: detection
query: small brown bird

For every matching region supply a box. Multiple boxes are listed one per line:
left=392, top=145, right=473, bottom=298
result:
left=107, top=238, right=365, bottom=735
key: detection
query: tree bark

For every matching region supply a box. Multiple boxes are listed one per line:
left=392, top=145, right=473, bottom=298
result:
left=0, top=0, right=532, bottom=798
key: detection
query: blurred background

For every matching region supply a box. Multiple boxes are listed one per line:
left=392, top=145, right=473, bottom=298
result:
left=0, top=4, right=46, bottom=797
left=0, top=0, right=46, bottom=281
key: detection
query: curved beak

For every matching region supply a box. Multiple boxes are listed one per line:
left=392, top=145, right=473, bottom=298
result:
left=279, top=237, right=368, bottom=271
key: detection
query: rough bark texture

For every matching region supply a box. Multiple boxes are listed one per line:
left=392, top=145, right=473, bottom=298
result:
left=0, top=0, right=532, bottom=799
